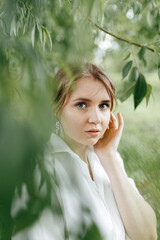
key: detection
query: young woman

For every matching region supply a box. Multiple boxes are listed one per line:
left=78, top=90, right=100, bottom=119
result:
left=51, top=63, right=157, bottom=240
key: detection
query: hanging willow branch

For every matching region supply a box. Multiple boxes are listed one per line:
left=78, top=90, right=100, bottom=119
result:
left=89, top=18, right=154, bottom=52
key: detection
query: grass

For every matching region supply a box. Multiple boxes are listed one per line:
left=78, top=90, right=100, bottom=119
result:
left=110, top=71, right=160, bottom=238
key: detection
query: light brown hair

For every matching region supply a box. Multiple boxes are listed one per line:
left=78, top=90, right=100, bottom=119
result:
left=52, top=63, right=117, bottom=118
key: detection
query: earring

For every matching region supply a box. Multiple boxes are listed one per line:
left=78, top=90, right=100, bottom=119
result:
left=56, top=121, right=60, bottom=135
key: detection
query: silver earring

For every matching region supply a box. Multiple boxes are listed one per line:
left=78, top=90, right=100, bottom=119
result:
left=56, top=121, right=60, bottom=135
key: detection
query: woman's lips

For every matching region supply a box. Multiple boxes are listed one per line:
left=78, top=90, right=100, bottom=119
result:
left=85, top=130, right=100, bottom=137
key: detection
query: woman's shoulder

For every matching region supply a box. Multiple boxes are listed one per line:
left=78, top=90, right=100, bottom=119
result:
left=44, top=133, right=90, bottom=181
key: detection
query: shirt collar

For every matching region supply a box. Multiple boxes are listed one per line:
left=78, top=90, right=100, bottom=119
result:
left=49, top=133, right=74, bottom=155
left=49, top=133, right=98, bottom=165
left=48, top=133, right=98, bottom=180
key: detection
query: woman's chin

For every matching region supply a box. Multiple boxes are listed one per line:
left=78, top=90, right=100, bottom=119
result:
left=85, top=138, right=99, bottom=146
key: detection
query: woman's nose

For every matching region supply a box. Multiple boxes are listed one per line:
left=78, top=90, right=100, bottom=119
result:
left=88, top=108, right=101, bottom=124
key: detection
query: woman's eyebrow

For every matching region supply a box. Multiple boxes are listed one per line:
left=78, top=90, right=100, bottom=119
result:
left=73, top=98, right=91, bottom=102
left=101, top=100, right=111, bottom=103
left=73, top=98, right=111, bottom=102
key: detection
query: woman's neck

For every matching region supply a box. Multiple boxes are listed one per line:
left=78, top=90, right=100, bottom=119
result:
left=61, top=133, right=87, bottom=162
left=60, top=133, right=94, bottom=181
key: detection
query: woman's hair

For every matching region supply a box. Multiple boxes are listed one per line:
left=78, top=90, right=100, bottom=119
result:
left=52, top=62, right=117, bottom=118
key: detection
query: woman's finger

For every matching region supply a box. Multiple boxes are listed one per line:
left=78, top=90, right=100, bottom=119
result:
left=109, top=112, right=118, bottom=129
left=117, top=112, right=124, bottom=133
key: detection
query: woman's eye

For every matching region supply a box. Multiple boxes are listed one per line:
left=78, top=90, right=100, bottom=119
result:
left=76, top=102, right=86, bottom=109
left=99, top=104, right=110, bottom=109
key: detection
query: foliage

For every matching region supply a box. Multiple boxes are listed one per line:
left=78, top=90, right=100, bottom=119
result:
left=100, top=0, right=160, bottom=108
left=0, top=1, right=104, bottom=239
left=0, top=0, right=160, bottom=239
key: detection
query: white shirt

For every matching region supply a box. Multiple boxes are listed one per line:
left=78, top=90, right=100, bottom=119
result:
left=13, top=133, right=142, bottom=240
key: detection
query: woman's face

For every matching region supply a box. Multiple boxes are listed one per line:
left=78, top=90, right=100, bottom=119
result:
left=60, top=76, right=111, bottom=147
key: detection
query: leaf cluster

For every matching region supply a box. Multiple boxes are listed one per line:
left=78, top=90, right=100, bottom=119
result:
left=117, top=53, right=152, bottom=109
left=102, top=0, right=160, bottom=104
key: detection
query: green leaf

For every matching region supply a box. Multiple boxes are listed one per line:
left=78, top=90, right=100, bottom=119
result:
left=31, top=24, right=35, bottom=48
left=43, top=30, right=46, bottom=51
left=37, top=24, right=43, bottom=44
left=116, top=80, right=136, bottom=102
left=142, top=58, right=147, bottom=66
left=154, top=46, right=160, bottom=80
left=81, top=222, right=103, bottom=240
left=134, top=73, right=147, bottom=109
left=123, top=52, right=130, bottom=61
left=13, top=208, right=41, bottom=234
left=122, top=60, right=132, bottom=79
left=138, top=46, right=147, bottom=60
left=10, top=17, right=17, bottom=36
left=146, top=84, right=152, bottom=106
left=158, top=64, right=160, bottom=80
left=86, top=0, right=95, bottom=16
left=146, top=10, right=152, bottom=27
left=44, top=27, right=53, bottom=50
left=138, top=46, right=147, bottom=66
left=128, top=67, right=139, bottom=82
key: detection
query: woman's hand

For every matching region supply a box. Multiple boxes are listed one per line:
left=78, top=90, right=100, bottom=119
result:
left=94, top=112, right=124, bottom=160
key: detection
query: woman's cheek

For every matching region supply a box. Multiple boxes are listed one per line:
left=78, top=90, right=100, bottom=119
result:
left=103, top=112, right=110, bottom=127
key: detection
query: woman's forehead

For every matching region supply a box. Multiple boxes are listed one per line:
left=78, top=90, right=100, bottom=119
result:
left=70, top=76, right=110, bottom=100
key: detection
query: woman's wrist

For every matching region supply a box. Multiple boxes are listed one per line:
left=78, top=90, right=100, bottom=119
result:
left=98, top=149, right=117, bottom=159
left=97, top=150, right=117, bottom=166
left=98, top=151, right=123, bottom=181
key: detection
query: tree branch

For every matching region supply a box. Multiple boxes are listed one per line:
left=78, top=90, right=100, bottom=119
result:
left=89, top=18, right=154, bottom=52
